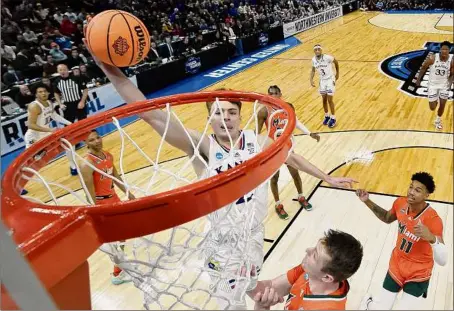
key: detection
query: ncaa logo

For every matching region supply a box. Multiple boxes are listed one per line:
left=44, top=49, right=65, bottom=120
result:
left=380, top=42, right=454, bottom=99
left=216, top=152, right=223, bottom=159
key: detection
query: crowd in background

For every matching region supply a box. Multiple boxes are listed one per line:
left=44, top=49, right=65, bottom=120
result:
left=1, top=0, right=345, bottom=93
left=1, top=0, right=451, bottom=113
left=361, top=0, right=452, bottom=11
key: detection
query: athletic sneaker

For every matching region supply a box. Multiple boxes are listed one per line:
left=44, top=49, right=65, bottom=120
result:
left=70, top=168, right=78, bottom=176
left=111, top=270, right=132, bottom=285
left=275, top=204, right=289, bottom=220
left=323, top=115, right=330, bottom=125
left=360, top=294, right=373, bottom=310
left=328, top=118, right=337, bottom=128
left=298, top=196, right=313, bottom=211
left=435, top=119, right=443, bottom=130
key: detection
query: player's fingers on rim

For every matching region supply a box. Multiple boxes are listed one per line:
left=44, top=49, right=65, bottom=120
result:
left=253, top=292, right=262, bottom=302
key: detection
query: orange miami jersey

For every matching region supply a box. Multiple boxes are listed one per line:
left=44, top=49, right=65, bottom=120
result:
left=265, top=105, right=293, bottom=147
left=388, top=197, right=443, bottom=285
left=86, top=151, right=119, bottom=203
left=285, top=265, right=349, bottom=310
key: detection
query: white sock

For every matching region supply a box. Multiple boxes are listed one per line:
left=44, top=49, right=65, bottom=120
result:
left=394, top=292, right=422, bottom=310
left=331, top=115, right=336, bottom=120
left=325, top=113, right=330, bottom=117
left=275, top=200, right=281, bottom=206
left=367, top=288, right=397, bottom=310
left=66, top=150, right=77, bottom=170
left=297, top=193, right=304, bottom=199
left=436, top=116, right=441, bottom=122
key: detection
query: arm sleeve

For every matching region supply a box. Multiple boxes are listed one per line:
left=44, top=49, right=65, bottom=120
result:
left=286, top=265, right=304, bottom=285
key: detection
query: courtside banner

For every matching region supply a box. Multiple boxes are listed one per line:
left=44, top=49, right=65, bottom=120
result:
left=283, top=6, right=343, bottom=38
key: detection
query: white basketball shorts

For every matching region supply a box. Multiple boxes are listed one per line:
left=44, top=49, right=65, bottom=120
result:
left=319, top=78, right=336, bottom=96
left=427, top=86, right=450, bottom=102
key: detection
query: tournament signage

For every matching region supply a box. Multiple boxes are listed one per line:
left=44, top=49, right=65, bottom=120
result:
left=283, top=6, right=343, bottom=38
left=380, top=42, right=454, bottom=99
left=258, top=32, right=269, bottom=47
left=185, top=56, right=202, bottom=74
left=1, top=76, right=138, bottom=156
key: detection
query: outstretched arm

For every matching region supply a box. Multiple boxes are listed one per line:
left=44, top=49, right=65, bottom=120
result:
left=356, top=189, right=397, bottom=224
left=286, top=152, right=356, bottom=188
left=82, top=38, right=203, bottom=156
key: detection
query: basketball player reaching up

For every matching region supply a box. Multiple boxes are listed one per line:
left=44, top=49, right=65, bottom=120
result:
left=80, top=130, right=135, bottom=285
left=310, top=44, right=339, bottom=128
left=415, top=41, right=453, bottom=130
left=257, top=85, right=321, bottom=220
left=84, top=37, right=357, bottom=309
left=251, top=230, right=363, bottom=310
left=23, top=83, right=73, bottom=194
left=356, top=172, right=447, bottom=310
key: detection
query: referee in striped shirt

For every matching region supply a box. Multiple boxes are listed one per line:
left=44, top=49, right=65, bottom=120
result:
left=54, top=64, right=89, bottom=123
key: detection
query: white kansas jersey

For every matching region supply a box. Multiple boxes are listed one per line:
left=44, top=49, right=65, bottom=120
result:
left=206, top=129, right=268, bottom=233
left=429, top=53, right=452, bottom=88
left=24, top=100, right=55, bottom=144
left=312, top=54, right=335, bottom=80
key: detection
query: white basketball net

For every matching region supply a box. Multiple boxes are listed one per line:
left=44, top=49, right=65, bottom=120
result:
left=20, top=98, right=293, bottom=310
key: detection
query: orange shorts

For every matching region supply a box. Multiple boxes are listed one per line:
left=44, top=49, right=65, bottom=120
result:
left=388, top=252, right=433, bottom=286
left=96, top=193, right=121, bottom=205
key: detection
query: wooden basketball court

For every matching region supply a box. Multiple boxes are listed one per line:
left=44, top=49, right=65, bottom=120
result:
left=21, top=11, right=453, bottom=310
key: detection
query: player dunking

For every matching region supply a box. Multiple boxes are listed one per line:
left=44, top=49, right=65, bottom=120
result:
left=251, top=230, right=363, bottom=310
left=84, top=36, right=357, bottom=309
left=310, top=44, right=339, bottom=128
left=257, top=85, right=321, bottom=219
left=415, top=41, right=453, bottom=130
left=80, top=130, right=135, bottom=285
left=356, top=172, right=447, bottom=310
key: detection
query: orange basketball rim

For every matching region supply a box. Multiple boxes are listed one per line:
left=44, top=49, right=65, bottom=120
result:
left=1, top=90, right=295, bottom=309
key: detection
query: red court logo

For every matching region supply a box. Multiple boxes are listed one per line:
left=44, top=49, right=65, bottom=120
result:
left=112, top=36, right=129, bottom=56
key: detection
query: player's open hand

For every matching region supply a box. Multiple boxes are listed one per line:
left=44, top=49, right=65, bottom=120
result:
left=253, top=287, right=284, bottom=310
left=414, top=220, right=436, bottom=243
left=325, top=176, right=358, bottom=189
left=310, top=133, right=320, bottom=142
left=356, top=189, right=369, bottom=202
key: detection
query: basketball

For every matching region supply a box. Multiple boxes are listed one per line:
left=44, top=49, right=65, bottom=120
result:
left=86, top=10, right=150, bottom=67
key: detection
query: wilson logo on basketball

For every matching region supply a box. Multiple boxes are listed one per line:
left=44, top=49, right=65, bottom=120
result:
left=112, top=36, right=130, bottom=56
left=134, top=25, right=147, bottom=63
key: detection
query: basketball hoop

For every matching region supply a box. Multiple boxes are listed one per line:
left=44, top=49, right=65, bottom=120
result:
left=1, top=90, right=295, bottom=310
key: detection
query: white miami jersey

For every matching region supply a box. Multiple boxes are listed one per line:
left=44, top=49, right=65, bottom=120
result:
left=312, top=54, right=335, bottom=80
left=428, top=53, right=452, bottom=88
left=24, top=100, right=55, bottom=145
left=206, top=130, right=268, bottom=233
